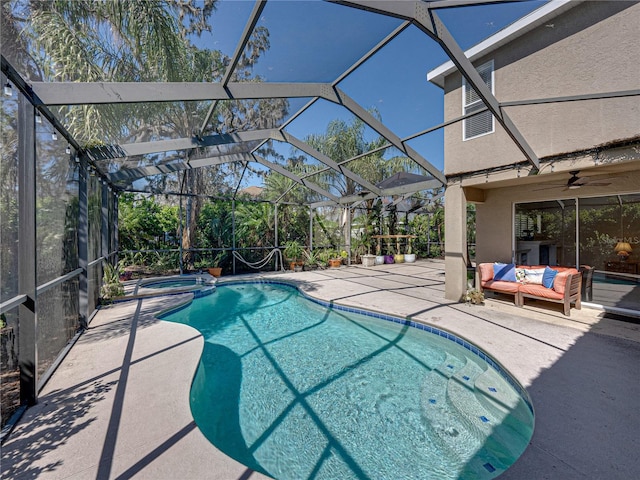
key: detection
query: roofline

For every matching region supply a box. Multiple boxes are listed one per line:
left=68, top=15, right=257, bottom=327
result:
left=426, top=0, right=580, bottom=88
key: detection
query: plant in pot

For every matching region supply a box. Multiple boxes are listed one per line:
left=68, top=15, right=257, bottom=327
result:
left=375, top=240, right=385, bottom=265
left=405, top=237, right=416, bottom=263
left=327, top=249, right=342, bottom=268
left=283, top=240, right=305, bottom=271
left=384, top=244, right=395, bottom=264
left=316, top=249, right=331, bottom=269
left=208, top=252, right=224, bottom=277
left=361, top=252, right=376, bottom=267
left=464, top=288, right=485, bottom=305
left=100, top=260, right=125, bottom=303
left=358, top=224, right=376, bottom=267
left=303, top=249, right=320, bottom=270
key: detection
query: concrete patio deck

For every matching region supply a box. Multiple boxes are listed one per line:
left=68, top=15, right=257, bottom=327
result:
left=2, top=259, right=639, bottom=479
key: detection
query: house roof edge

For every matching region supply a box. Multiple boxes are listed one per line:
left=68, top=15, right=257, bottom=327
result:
left=426, top=0, right=580, bottom=88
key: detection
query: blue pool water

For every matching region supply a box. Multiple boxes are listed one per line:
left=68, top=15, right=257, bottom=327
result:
left=163, top=282, right=534, bottom=479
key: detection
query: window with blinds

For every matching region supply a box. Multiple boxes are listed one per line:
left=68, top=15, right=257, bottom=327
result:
left=462, top=60, right=494, bottom=140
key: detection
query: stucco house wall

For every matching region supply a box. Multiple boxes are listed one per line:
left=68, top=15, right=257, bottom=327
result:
left=429, top=1, right=640, bottom=301
left=474, top=162, right=640, bottom=264
left=442, top=1, right=640, bottom=176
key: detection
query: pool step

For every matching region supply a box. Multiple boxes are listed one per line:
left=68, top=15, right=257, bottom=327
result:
left=474, top=367, right=534, bottom=428
left=434, top=352, right=466, bottom=378
left=471, top=368, right=534, bottom=460
left=451, top=355, right=485, bottom=390
left=445, top=358, right=494, bottom=442
left=421, top=355, right=487, bottom=463
left=428, top=355, right=535, bottom=476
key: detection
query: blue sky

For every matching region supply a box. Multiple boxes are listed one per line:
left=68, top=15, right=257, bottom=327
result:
left=193, top=0, right=546, bottom=187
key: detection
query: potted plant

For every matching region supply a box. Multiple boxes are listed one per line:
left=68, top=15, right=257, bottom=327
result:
left=374, top=237, right=385, bottom=265
left=283, top=240, right=305, bottom=271
left=326, top=249, right=342, bottom=268
left=303, top=249, right=320, bottom=270
left=464, top=288, right=485, bottom=305
left=359, top=230, right=376, bottom=267
left=208, top=252, right=224, bottom=277
left=100, top=260, right=125, bottom=302
left=316, top=249, right=331, bottom=269
left=384, top=241, right=395, bottom=264
left=355, top=219, right=376, bottom=267
left=361, top=253, right=376, bottom=267
left=405, top=238, right=416, bottom=263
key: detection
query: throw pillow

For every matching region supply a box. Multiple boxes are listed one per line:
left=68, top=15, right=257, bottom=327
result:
left=542, top=266, right=558, bottom=289
left=515, top=268, right=526, bottom=283
left=523, top=268, right=545, bottom=285
left=493, top=262, right=517, bottom=282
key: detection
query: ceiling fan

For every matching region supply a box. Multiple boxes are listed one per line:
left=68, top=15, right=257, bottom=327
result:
left=534, top=170, right=614, bottom=191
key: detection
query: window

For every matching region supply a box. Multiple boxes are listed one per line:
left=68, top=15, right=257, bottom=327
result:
left=462, top=60, right=494, bottom=140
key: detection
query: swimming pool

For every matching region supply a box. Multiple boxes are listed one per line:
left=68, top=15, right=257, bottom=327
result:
left=162, top=282, right=534, bottom=479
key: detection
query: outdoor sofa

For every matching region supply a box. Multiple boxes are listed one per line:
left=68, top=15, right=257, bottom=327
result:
left=478, top=263, right=583, bottom=316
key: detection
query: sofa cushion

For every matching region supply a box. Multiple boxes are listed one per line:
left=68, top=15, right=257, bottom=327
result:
left=494, top=262, right=517, bottom=282
left=483, top=280, right=521, bottom=294
left=553, top=269, right=579, bottom=294
left=523, top=268, right=545, bottom=284
left=542, top=266, right=558, bottom=288
left=519, top=284, right=563, bottom=300
left=479, top=263, right=495, bottom=283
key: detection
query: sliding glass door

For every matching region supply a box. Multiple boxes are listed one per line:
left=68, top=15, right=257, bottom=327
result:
left=514, top=199, right=576, bottom=267
left=515, top=194, right=640, bottom=312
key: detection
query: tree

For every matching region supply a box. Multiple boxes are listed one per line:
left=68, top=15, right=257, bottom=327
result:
left=8, top=1, right=291, bottom=268
left=118, top=193, right=178, bottom=251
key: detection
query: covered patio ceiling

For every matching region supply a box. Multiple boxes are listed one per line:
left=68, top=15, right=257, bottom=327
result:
left=2, top=0, right=549, bottom=208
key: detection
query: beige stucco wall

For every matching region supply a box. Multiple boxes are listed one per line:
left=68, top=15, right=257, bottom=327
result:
left=474, top=166, right=640, bottom=265
left=443, top=1, right=640, bottom=176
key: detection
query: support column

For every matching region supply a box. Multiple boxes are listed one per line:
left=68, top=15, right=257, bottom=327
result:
left=178, top=182, right=183, bottom=274
left=274, top=204, right=279, bottom=271
left=232, top=199, right=236, bottom=275
left=309, top=207, right=313, bottom=251
left=444, top=180, right=468, bottom=302
left=113, top=192, right=119, bottom=266
left=17, top=94, right=37, bottom=405
left=101, top=180, right=109, bottom=263
left=344, top=207, right=351, bottom=265
left=78, top=154, right=88, bottom=330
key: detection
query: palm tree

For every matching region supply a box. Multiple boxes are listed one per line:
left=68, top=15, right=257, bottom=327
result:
left=9, top=1, right=290, bottom=267
left=305, top=115, right=417, bottom=198
left=235, top=201, right=276, bottom=249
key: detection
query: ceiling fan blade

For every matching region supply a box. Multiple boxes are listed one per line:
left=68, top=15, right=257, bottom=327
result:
left=532, top=184, right=566, bottom=191
left=584, top=182, right=612, bottom=186
left=579, top=174, right=620, bottom=182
